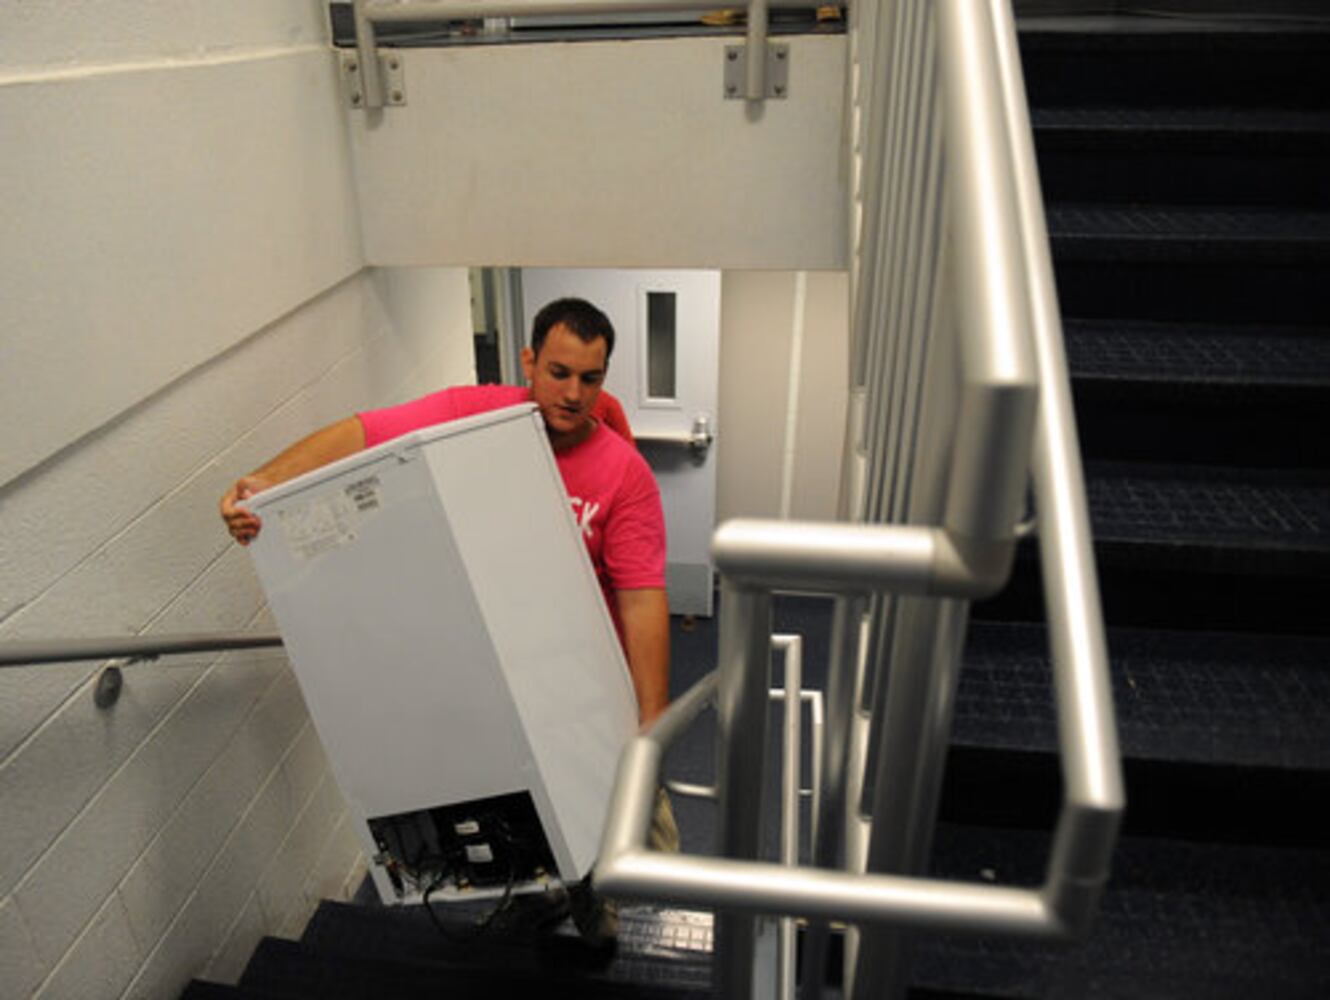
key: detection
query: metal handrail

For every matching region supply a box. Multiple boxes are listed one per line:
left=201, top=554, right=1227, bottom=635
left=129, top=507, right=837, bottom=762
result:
left=602, top=672, right=1058, bottom=934
left=774, top=634, right=806, bottom=1000
left=657, top=635, right=821, bottom=1000
left=663, top=689, right=823, bottom=806
left=986, top=0, right=1123, bottom=896
left=0, top=632, right=284, bottom=668
left=353, top=0, right=814, bottom=107
left=363, top=0, right=811, bottom=21
left=603, top=525, right=1117, bottom=937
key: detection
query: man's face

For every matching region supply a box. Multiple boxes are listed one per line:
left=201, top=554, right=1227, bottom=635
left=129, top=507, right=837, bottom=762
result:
left=521, top=323, right=608, bottom=443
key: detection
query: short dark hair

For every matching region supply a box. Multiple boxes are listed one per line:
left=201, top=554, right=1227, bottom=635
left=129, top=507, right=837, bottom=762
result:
left=530, top=297, right=615, bottom=361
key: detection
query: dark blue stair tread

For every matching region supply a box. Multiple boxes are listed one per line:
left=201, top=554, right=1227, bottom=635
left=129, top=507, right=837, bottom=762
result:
left=929, top=824, right=1330, bottom=901
left=1019, top=26, right=1330, bottom=113
left=1048, top=205, right=1330, bottom=258
left=1033, top=105, right=1330, bottom=139
left=1020, top=23, right=1330, bottom=49
left=1082, top=462, right=1330, bottom=556
left=1063, top=318, right=1330, bottom=385
left=955, top=623, right=1330, bottom=769
left=1034, top=105, right=1330, bottom=132
left=179, top=984, right=291, bottom=1000
left=301, top=898, right=713, bottom=991
left=916, top=825, right=1330, bottom=999
left=242, top=937, right=711, bottom=999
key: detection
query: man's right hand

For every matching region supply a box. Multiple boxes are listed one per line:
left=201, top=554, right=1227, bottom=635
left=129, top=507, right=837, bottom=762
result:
left=220, top=475, right=272, bottom=546
left=217, top=416, right=367, bottom=547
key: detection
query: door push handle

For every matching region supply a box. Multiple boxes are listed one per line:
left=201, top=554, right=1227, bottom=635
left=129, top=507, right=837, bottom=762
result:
left=636, top=414, right=714, bottom=456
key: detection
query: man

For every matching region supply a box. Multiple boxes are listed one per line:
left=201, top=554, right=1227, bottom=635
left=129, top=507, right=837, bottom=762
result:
left=220, top=297, right=669, bottom=727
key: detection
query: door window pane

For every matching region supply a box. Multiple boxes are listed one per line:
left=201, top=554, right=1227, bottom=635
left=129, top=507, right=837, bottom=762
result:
left=646, top=291, right=677, bottom=400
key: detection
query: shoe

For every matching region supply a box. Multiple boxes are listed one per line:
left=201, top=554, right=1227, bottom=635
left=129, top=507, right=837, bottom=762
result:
left=486, top=884, right=570, bottom=938
left=568, top=877, right=619, bottom=950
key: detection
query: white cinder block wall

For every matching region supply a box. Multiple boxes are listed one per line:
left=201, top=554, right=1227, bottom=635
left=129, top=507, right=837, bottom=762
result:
left=0, top=4, right=475, bottom=997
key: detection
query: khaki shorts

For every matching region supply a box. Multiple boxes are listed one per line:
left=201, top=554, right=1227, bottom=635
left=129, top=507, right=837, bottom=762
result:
left=648, top=787, right=680, bottom=854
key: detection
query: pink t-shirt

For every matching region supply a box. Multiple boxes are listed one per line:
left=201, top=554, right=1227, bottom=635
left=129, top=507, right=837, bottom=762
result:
left=357, top=385, right=666, bottom=614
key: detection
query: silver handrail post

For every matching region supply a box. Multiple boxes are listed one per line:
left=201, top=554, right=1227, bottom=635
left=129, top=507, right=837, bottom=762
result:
left=715, top=580, right=774, bottom=1000
left=851, top=597, right=970, bottom=1000
left=774, top=634, right=804, bottom=1000
left=799, top=593, right=866, bottom=1000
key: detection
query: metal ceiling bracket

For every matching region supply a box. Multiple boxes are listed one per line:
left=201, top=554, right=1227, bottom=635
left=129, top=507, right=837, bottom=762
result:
left=341, top=50, right=406, bottom=110
left=723, top=43, right=789, bottom=101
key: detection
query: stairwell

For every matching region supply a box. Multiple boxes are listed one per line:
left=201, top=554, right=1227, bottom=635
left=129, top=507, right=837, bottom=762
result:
left=179, top=14, right=1330, bottom=1000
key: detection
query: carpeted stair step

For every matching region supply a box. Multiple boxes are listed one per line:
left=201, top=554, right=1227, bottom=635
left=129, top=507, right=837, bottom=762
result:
left=1019, top=26, right=1330, bottom=111
left=944, top=631, right=1330, bottom=845
left=179, top=983, right=291, bottom=1000
left=299, top=898, right=715, bottom=994
left=977, top=462, right=1330, bottom=634
left=1047, top=205, right=1330, bottom=326
left=239, top=935, right=712, bottom=1000
left=1065, top=318, right=1330, bottom=466
left=911, top=823, right=1330, bottom=999
left=954, top=622, right=1330, bottom=771
left=942, top=621, right=1330, bottom=845
left=1064, top=319, right=1330, bottom=388
left=1033, top=107, right=1330, bottom=208
left=1082, top=461, right=1330, bottom=571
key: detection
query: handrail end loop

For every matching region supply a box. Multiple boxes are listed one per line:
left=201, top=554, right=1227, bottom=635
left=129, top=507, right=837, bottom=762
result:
left=929, top=531, right=1016, bottom=599
left=1041, top=873, right=1111, bottom=942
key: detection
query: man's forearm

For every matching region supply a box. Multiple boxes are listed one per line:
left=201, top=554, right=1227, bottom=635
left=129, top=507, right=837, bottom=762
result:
left=250, top=416, right=366, bottom=485
left=221, top=416, right=366, bottom=544
left=615, top=588, right=670, bottom=726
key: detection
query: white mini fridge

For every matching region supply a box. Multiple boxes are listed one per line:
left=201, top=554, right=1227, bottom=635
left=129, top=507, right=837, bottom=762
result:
left=246, top=403, right=639, bottom=905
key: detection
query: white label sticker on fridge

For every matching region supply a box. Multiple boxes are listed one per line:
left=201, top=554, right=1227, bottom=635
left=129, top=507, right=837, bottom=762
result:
left=278, top=491, right=360, bottom=561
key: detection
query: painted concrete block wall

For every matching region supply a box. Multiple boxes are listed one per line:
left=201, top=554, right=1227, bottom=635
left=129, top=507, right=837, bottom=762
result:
left=717, top=271, right=850, bottom=523
left=348, top=35, right=848, bottom=271
left=1, top=51, right=366, bottom=488
left=1, top=267, right=474, bottom=997
left=0, top=4, right=476, bottom=997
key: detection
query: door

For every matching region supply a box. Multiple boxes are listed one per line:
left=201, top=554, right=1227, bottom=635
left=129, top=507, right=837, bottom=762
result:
left=521, top=269, right=721, bottom=616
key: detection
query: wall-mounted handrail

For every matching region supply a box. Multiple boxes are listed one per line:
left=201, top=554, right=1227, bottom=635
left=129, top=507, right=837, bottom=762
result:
left=0, top=632, right=283, bottom=667
left=362, top=0, right=813, bottom=23
left=352, top=0, right=815, bottom=107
